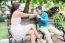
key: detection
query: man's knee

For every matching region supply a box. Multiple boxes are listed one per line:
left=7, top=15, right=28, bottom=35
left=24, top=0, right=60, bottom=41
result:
left=57, top=31, right=63, bottom=36
left=40, top=27, right=48, bottom=33
left=40, top=27, right=50, bottom=36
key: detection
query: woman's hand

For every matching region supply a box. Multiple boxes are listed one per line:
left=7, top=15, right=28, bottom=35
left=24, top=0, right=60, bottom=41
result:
left=30, top=14, right=37, bottom=18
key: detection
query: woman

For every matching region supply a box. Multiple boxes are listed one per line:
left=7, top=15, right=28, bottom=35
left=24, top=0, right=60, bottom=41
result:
left=10, top=2, right=40, bottom=43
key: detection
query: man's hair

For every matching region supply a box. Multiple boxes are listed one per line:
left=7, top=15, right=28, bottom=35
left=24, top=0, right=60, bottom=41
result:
left=36, top=6, right=42, bottom=10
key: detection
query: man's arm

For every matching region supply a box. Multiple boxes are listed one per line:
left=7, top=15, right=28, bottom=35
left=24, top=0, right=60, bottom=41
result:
left=36, top=12, right=48, bottom=23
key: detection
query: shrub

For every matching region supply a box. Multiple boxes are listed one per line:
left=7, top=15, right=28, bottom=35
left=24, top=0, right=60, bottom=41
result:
left=0, top=16, right=6, bottom=22
left=53, top=13, right=65, bottom=30
left=53, top=13, right=64, bottom=24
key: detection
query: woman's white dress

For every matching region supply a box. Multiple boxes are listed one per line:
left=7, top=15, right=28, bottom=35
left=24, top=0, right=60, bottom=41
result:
left=11, top=18, right=34, bottom=41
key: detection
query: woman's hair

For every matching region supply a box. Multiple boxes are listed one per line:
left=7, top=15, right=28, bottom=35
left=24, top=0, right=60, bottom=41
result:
left=10, top=2, right=20, bottom=19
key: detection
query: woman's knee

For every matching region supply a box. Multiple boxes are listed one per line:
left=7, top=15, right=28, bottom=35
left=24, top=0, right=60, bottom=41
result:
left=29, top=30, right=35, bottom=35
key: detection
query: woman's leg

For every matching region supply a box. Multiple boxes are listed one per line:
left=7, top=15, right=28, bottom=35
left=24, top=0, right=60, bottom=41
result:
left=27, top=24, right=41, bottom=43
left=28, top=30, right=36, bottom=43
left=30, top=24, right=40, bottom=39
left=40, top=27, right=53, bottom=43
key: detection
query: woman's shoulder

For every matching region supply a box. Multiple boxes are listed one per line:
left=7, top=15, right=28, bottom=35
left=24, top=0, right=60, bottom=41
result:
left=13, top=11, right=23, bottom=15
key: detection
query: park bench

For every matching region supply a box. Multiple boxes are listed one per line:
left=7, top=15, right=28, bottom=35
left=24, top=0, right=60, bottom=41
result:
left=6, top=17, right=65, bottom=43
left=6, top=18, right=56, bottom=43
left=48, top=18, right=56, bottom=25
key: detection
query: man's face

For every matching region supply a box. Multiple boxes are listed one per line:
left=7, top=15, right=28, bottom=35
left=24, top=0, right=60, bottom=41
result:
left=36, top=9, right=42, bottom=15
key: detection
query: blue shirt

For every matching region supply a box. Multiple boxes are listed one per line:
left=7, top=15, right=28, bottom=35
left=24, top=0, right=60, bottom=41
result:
left=36, top=12, right=49, bottom=27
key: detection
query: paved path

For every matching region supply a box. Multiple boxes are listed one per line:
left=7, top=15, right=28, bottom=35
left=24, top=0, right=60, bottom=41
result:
left=0, top=39, right=9, bottom=43
left=52, top=35, right=65, bottom=43
left=53, top=39, right=65, bottom=43
left=0, top=38, right=65, bottom=43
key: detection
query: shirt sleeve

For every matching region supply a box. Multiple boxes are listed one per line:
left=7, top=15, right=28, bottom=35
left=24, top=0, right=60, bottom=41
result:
left=38, top=12, right=48, bottom=23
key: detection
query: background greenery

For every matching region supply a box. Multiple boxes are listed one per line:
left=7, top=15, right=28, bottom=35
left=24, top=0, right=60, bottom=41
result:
left=0, top=22, right=8, bottom=39
left=0, top=0, right=65, bottom=39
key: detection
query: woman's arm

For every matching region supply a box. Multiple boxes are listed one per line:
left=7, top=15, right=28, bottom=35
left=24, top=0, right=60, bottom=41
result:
left=20, top=12, right=36, bottom=18
left=20, top=12, right=30, bottom=17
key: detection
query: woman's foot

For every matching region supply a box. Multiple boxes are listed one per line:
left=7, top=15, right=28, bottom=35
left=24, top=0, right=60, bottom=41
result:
left=37, top=38, right=47, bottom=43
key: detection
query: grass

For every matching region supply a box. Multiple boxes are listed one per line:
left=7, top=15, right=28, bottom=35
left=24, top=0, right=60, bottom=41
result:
left=59, top=21, right=65, bottom=29
left=0, top=22, right=8, bottom=39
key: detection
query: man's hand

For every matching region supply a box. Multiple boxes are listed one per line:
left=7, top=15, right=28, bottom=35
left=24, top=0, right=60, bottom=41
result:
left=37, top=15, right=41, bottom=18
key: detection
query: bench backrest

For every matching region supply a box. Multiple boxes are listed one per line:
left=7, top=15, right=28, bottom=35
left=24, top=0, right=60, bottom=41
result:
left=48, top=19, right=56, bottom=25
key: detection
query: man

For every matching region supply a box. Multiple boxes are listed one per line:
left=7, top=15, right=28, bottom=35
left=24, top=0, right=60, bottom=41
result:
left=35, top=6, right=63, bottom=43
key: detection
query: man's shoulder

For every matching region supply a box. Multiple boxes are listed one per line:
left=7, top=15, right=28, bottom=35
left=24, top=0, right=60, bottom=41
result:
left=41, top=11, right=48, bottom=16
left=42, top=11, right=47, bottom=14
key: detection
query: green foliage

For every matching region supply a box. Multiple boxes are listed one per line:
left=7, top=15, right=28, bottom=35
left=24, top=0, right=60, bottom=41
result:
left=45, top=1, right=54, bottom=8
left=30, top=0, right=36, bottom=5
left=19, top=0, right=25, bottom=3
left=30, top=0, right=44, bottom=6
left=61, top=0, right=65, bottom=3
left=53, top=13, right=64, bottom=24
left=0, top=0, right=8, bottom=3
left=0, top=22, right=8, bottom=39
left=56, top=1, right=65, bottom=9
left=37, top=0, right=44, bottom=5
left=0, top=16, right=6, bottom=22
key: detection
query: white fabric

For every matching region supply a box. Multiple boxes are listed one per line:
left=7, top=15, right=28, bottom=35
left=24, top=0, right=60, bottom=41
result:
left=11, top=18, right=21, bottom=25
left=47, top=25, right=63, bottom=36
left=11, top=18, right=33, bottom=41
left=40, top=27, right=53, bottom=43
left=40, top=25, right=63, bottom=43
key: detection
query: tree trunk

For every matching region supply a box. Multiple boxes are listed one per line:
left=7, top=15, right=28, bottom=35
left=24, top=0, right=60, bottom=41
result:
left=23, top=0, right=31, bottom=13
